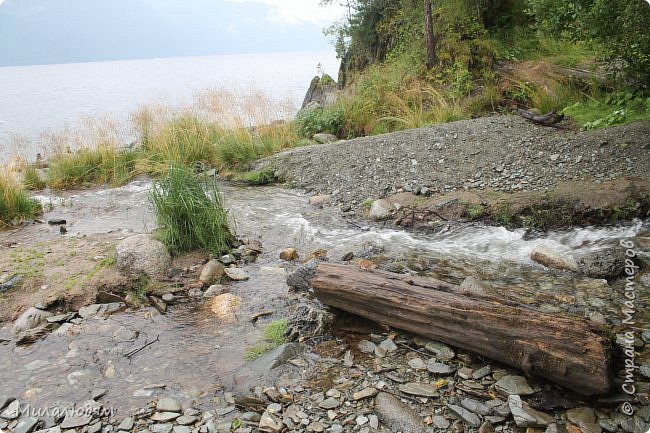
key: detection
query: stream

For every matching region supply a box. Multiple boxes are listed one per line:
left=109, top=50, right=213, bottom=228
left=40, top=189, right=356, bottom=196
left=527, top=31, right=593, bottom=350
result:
left=0, top=180, right=648, bottom=416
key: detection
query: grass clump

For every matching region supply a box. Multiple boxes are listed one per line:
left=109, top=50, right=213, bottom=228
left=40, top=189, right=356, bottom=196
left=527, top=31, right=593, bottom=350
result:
left=563, top=90, right=650, bottom=130
left=233, top=166, right=278, bottom=185
left=466, top=204, right=486, bottom=219
left=22, top=165, right=47, bottom=190
left=244, top=318, right=288, bottom=360
left=150, top=166, right=235, bottom=256
left=47, top=146, right=140, bottom=189
left=0, top=171, right=42, bottom=227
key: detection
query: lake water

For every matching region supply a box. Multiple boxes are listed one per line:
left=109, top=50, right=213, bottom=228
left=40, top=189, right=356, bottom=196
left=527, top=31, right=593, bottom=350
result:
left=0, top=51, right=340, bottom=163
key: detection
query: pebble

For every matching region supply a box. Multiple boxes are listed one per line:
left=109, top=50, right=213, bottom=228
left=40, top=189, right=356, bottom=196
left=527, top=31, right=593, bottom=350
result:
left=352, top=387, right=378, bottom=400
left=432, top=415, right=450, bottom=429
left=426, top=360, right=455, bottom=375
left=357, top=340, right=376, bottom=353
left=379, top=338, right=398, bottom=352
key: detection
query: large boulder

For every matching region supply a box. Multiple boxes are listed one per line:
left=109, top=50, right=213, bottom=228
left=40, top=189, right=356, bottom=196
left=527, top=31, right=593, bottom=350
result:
left=115, top=234, right=171, bottom=278
left=299, top=75, right=337, bottom=112
left=12, top=307, right=53, bottom=336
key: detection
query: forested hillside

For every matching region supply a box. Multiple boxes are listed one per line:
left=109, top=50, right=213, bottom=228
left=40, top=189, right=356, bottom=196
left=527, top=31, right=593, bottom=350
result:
left=299, top=0, right=650, bottom=138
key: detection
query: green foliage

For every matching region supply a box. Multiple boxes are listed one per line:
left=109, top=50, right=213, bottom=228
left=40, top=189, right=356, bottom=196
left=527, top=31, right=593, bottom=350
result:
left=466, top=204, right=486, bottom=219
left=526, top=0, right=650, bottom=85
left=563, top=90, right=650, bottom=129
left=245, top=318, right=288, bottom=360
left=0, top=172, right=42, bottom=227
left=150, top=166, right=235, bottom=256
left=233, top=167, right=278, bottom=185
left=294, top=106, right=344, bottom=138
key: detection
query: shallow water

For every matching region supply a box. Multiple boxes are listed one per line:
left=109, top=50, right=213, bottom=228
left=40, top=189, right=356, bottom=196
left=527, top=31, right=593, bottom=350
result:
left=0, top=181, right=647, bottom=414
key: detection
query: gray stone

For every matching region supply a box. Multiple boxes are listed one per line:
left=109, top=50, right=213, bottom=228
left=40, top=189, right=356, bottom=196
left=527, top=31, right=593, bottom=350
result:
left=639, top=364, right=650, bottom=378
left=472, top=366, right=492, bottom=379
left=478, top=421, right=494, bottom=433
left=199, top=260, right=225, bottom=285
left=115, top=234, right=171, bottom=278
left=14, top=418, right=39, bottom=433
left=0, top=399, right=20, bottom=420
left=78, top=303, right=124, bottom=319
left=461, top=398, right=491, bottom=416
left=156, top=398, right=182, bottom=413
left=368, top=199, right=393, bottom=220
left=313, top=133, right=338, bottom=144
left=507, top=395, right=554, bottom=427
left=285, top=260, right=319, bottom=291
left=0, top=396, right=15, bottom=411
left=60, top=415, right=93, bottom=429
left=620, top=416, right=648, bottom=433
left=161, top=293, right=175, bottom=303
left=424, top=341, right=455, bottom=361
left=566, top=407, right=596, bottom=426
left=319, top=398, right=340, bottom=409
left=448, top=404, right=481, bottom=428
left=87, top=422, right=102, bottom=433
left=374, top=392, right=426, bottom=433
left=598, top=418, right=619, bottom=433
left=398, top=382, right=438, bottom=397
left=408, top=358, right=427, bottom=370
left=173, top=427, right=191, bottom=433
left=229, top=343, right=304, bottom=397
left=116, top=418, right=134, bottom=431
left=495, top=375, right=534, bottom=396
left=150, top=423, right=173, bottom=433
left=575, top=248, right=625, bottom=278
left=12, top=307, right=53, bottom=335
left=432, top=415, right=450, bottom=429
left=259, top=411, right=283, bottom=432
left=176, top=416, right=198, bottom=426
left=202, top=285, right=228, bottom=299
left=426, top=360, right=455, bottom=375
left=357, top=340, right=376, bottom=354
left=352, top=387, right=377, bottom=400
left=241, top=412, right=261, bottom=423
left=379, top=338, right=398, bottom=353
left=224, top=267, right=249, bottom=281
left=151, top=412, right=181, bottom=422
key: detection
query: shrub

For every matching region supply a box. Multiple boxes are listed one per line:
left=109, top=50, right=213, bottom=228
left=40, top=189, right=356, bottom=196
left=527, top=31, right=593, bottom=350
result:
left=150, top=166, right=235, bottom=256
left=294, top=105, right=344, bottom=138
left=233, top=167, right=278, bottom=185
left=0, top=171, right=42, bottom=227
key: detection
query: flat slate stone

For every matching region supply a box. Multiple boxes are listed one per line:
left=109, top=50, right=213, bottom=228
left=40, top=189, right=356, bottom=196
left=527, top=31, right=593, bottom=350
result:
left=461, top=398, right=491, bottom=416
left=0, top=400, right=21, bottom=420
left=374, top=392, right=426, bottom=433
left=60, top=415, right=93, bottom=429
left=399, top=382, right=438, bottom=397
left=151, top=412, right=181, bottom=422
left=426, top=360, right=455, bottom=375
left=0, top=396, right=15, bottom=411
left=424, top=341, right=455, bottom=361
left=156, top=398, right=182, bottom=413
left=13, top=417, right=40, bottom=433
left=495, top=375, right=534, bottom=396
left=448, top=404, right=482, bottom=428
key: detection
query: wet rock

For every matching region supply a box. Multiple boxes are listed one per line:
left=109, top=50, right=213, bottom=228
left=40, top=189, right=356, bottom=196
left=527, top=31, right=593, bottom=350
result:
left=427, top=360, right=455, bottom=375
left=115, top=234, right=171, bottom=278
left=225, top=267, right=249, bottom=281
left=620, top=416, right=648, bottom=433
left=78, top=303, right=124, bottom=319
left=424, top=341, right=455, bottom=361
left=399, top=382, right=438, bottom=397
left=279, top=248, right=299, bottom=261
left=369, top=199, right=393, bottom=220
left=374, top=392, right=426, bottom=433
left=530, top=246, right=578, bottom=272
left=285, top=297, right=334, bottom=341
left=575, top=248, right=624, bottom=278
left=210, top=293, right=241, bottom=320
left=200, top=260, right=225, bottom=285
left=230, top=343, right=304, bottom=397
left=0, top=399, right=20, bottom=420
left=448, top=404, right=482, bottom=428
left=12, top=307, right=53, bottom=336
left=495, top=375, right=534, bottom=396
left=286, top=260, right=319, bottom=291
left=508, top=395, right=554, bottom=427
left=13, top=417, right=39, bottom=433
left=156, top=398, right=182, bottom=413
left=259, top=411, right=284, bottom=432
left=203, top=284, right=228, bottom=298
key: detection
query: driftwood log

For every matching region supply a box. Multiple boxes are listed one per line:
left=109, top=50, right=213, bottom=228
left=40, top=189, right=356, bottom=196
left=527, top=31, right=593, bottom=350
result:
left=516, top=108, right=565, bottom=126
left=309, top=263, right=613, bottom=396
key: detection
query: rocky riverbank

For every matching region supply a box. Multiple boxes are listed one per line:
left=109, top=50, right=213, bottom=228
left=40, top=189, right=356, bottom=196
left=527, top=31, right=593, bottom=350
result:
left=257, top=117, right=650, bottom=227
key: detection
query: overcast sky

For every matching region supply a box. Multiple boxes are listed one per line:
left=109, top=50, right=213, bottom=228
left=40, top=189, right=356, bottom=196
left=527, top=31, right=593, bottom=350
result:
left=0, top=0, right=346, bottom=66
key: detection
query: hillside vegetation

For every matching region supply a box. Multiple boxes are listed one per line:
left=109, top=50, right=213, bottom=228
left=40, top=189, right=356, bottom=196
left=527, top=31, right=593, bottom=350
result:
left=303, top=0, right=650, bottom=138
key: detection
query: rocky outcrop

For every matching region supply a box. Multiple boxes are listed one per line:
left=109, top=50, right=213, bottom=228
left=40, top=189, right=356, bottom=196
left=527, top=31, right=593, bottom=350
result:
left=300, top=75, right=337, bottom=112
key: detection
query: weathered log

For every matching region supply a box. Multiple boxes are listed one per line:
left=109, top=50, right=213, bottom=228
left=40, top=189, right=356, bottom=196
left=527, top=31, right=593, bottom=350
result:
left=516, top=108, right=565, bottom=126
left=309, top=263, right=613, bottom=396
